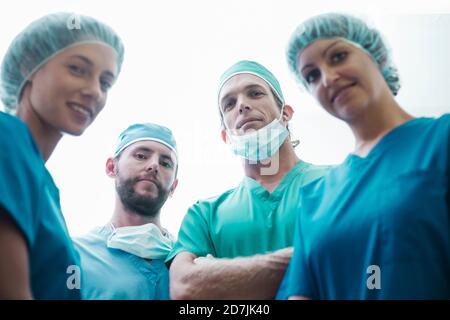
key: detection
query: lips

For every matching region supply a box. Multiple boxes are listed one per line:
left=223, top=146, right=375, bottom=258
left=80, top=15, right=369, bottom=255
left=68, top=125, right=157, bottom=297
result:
left=330, top=82, right=356, bottom=104
left=67, top=102, right=94, bottom=120
left=236, top=117, right=261, bottom=130
left=137, top=177, right=159, bottom=188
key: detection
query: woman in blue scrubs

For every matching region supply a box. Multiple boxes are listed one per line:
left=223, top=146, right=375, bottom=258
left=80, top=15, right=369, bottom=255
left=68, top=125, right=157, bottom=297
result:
left=277, top=13, right=449, bottom=299
left=0, top=12, right=124, bottom=299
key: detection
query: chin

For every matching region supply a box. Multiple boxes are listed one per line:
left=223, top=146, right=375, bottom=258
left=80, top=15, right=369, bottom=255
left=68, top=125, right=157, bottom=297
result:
left=241, top=124, right=264, bottom=134
left=135, top=186, right=158, bottom=197
left=64, top=120, right=93, bottom=136
left=338, top=110, right=365, bottom=124
left=331, top=101, right=362, bottom=120
left=63, top=126, right=87, bottom=136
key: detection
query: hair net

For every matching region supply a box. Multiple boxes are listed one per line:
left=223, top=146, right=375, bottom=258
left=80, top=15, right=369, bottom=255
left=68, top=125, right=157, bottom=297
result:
left=114, top=123, right=178, bottom=159
left=0, top=12, right=125, bottom=112
left=286, top=13, right=400, bottom=95
left=218, top=60, right=285, bottom=109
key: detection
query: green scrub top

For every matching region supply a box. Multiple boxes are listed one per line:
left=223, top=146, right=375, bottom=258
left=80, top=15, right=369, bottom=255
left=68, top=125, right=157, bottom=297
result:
left=166, top=160, right=330, bottom=261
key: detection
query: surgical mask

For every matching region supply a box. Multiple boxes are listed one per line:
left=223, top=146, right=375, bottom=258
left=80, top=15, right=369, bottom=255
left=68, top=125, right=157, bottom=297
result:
left=106, top=223, right=175, bottom=260
left=227, top=113, right=289, bottom=161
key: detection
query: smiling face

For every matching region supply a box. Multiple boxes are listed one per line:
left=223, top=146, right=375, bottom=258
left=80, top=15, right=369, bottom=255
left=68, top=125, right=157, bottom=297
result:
left=23, top=43, right=117, bottom=136
left=298, top=38, right=390, bottom=123
left=108, top=140, right=178, bottom=217
left=219, top=74, right=283, bottom=136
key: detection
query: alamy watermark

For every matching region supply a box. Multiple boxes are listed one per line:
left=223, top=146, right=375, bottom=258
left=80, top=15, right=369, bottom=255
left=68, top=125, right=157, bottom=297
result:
left=66, top=14, right=81, bottom=30
left=66, top=265, right=81, bottom=290
left=366, top=265, right=381, bottom=290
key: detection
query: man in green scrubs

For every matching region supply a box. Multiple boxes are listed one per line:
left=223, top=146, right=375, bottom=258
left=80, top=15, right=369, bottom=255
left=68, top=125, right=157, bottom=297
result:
left=168, top=60, right=330, bottom=299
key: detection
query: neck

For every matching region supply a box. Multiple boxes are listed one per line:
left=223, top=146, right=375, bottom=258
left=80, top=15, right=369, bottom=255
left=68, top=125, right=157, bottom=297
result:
left=349, top=96, right=413, bottom=157
left=110, top=196, right=162, bottom=229
left=243, top=139, right=299, bottom=192
left=16, top=103, right=62, bottom=163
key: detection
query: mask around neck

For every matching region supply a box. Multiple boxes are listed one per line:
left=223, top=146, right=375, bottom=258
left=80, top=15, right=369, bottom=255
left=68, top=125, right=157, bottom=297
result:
left=106, top=222, right=175, bottom=260
left=226, top=113, right=289, bottom=162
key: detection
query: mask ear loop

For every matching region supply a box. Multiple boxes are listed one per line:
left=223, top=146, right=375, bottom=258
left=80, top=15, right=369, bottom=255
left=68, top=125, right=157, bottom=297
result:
left=278, top=104, right=286, bottom=122
left=279, top=103, right=300, bottom=148
left=106, top=222, right=117, bottom=245
left=218, top=95, right=234, bottom=142
left=108, top=222, right=117, bottom=234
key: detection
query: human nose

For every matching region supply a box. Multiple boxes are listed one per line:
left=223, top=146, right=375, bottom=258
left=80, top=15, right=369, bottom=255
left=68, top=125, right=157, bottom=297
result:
left=145, top=157, right=159, bottom=174
left=321, top=66, right=339, bottom=88
left=80, top=77, right=102, bottom=102
left=238, top=96, right=252, bottom=114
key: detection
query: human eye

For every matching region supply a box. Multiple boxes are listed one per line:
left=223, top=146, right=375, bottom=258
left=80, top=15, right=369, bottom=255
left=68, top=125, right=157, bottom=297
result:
left=134, top=152, right=147, bottom=160
left=100, top=78, right=112, bottom=92
left=222, top=98, right=235, bottom=112
left=304, top=69, right=321, bottom=84
left=330, top=51, right=348, bottom=64
left=68, top=64, right=86, bottom=76
left=249, top=89, right=264, bottom=98
left=161, top=160, right=173, bottom=169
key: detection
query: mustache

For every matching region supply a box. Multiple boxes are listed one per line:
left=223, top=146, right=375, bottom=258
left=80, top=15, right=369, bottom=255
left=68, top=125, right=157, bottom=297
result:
left=134, top=174, right=162, bottom=189
left=116, top=175, right=168, bottom=218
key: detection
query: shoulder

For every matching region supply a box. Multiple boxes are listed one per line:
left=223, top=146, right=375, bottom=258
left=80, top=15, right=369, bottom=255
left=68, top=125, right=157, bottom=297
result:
left=302, top=161, right=334, bottom=174
left=189, top=186, right=240, bottom=213
left=297, top=160, right=334, bottom=185
left=431, top=114, right=450, bottom=133
left=73, top=227, right=106, bottom=249
left=178, top=186, right=242, bottom=228
left=0, top=112, right=30, bottom=138
left=0, top=112, right=38, bottom=155
left=406, top=114, right=450, bottom=135
left=408, top=115, right=450, bottom=149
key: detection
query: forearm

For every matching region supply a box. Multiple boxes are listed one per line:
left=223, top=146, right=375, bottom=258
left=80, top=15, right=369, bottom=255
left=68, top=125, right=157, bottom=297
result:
left=170, top=248, right=292, bottom=300
left=0, top=212, right=32, bottom=299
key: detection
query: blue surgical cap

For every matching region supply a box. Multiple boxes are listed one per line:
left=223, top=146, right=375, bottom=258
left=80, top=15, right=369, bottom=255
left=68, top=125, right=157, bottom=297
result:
left=114, top=123, right=178, bottom=159
left=286, top=13, right=400, bottom=95
left=218, top=60, right=285, bottom=109
left=0, top=12, right=125, bottom=113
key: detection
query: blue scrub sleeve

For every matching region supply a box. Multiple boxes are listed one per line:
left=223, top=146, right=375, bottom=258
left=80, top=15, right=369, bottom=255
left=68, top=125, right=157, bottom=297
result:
left=444, top=116, right=450, bottom=217
left=0, top=116, right=40, bottom=248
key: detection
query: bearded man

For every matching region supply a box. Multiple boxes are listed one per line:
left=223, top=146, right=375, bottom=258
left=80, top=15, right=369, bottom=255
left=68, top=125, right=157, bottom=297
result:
left=74, top=123, right=178, bottom=300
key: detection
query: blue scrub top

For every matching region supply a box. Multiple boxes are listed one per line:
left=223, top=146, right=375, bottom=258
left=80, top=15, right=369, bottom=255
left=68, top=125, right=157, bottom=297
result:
left=0, top=112, right=81, bottom=299
left=74, top=225, right=170, bottom=300
left=277, top=115, right=450, bottom=300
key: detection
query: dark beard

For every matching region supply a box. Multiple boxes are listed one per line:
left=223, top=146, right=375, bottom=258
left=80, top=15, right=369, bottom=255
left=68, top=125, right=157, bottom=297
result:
left=116, top=176, right=170, bottom=218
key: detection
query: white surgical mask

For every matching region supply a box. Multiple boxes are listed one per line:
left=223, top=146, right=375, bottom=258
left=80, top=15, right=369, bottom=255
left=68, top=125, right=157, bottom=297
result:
left=106, top=223, right=175, bottom=260
left=227, top=112, right=289, bottom=161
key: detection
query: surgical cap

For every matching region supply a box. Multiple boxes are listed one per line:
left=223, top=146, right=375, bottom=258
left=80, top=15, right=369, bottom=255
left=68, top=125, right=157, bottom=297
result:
left=286, top=13, right=400, bottom=95
left=0, top=12, right=125, bottom=112
left=218, top=60, right=285, bottom=109
left=114, top=123, right=178, bottom=159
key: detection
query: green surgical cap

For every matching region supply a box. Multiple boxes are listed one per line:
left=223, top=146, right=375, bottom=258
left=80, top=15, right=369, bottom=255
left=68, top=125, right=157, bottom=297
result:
left=114, top=123, right=177, bottom=159
left=218, top=60, right=285, bottom=109
left=0, top=12, right=125, bottom=113
left=287, top=13, right=400, bottom=95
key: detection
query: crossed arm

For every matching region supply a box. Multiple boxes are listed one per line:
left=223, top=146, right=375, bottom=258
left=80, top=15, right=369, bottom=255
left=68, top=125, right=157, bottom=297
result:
left=169, top=247, right=293, bottom=300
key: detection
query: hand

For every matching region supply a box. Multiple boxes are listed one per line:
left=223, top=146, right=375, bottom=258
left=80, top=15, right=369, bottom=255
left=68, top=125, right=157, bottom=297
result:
left=193, top=254, right=215, bottom=264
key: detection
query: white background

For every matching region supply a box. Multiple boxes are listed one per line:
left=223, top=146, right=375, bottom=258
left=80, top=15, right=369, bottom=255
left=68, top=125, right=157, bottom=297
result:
left=1, top=0, right=449, bottom=236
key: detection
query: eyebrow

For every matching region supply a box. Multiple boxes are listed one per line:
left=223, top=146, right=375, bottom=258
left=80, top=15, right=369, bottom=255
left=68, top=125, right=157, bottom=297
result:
left=69, top=54, right=116, bottom=79
left=220, top=84, right=266, bottom=107
left=300, top=40, right=342, bottom=73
